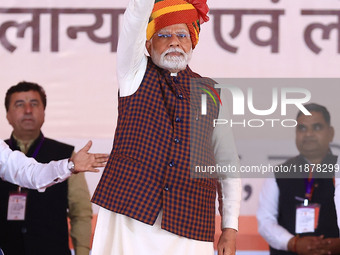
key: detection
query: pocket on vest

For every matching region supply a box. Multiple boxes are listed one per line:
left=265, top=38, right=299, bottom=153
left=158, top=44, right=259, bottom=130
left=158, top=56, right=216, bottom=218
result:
left=192, top=178, right=217, bottom=191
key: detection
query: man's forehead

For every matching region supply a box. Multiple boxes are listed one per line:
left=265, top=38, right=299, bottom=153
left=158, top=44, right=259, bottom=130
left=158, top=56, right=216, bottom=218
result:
left=297, top=111, right=327, bottom=125
left=11, top=91, right=41, bottom=101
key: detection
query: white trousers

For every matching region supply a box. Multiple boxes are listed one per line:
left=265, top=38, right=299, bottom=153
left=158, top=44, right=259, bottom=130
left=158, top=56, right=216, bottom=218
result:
left=91, top=207, right=214, bottom=255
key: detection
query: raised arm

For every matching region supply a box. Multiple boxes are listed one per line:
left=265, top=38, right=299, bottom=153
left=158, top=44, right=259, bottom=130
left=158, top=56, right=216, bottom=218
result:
left=117, top=0, right=155, bottom=96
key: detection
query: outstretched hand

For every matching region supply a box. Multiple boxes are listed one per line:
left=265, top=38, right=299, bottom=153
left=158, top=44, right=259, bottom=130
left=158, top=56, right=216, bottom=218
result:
left=71, top=141, right=109, bottom=173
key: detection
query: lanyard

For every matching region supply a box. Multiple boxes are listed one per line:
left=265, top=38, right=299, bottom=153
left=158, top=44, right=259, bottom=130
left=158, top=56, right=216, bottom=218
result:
left=9, top=135, right=45, bottom=159
left=31, top=135, right=45, bottom=159
left=304, top=167, right=314, bottom=201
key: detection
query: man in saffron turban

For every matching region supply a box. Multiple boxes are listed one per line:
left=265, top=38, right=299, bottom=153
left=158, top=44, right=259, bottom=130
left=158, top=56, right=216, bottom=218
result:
left=91, top=0, right=241, bottom=254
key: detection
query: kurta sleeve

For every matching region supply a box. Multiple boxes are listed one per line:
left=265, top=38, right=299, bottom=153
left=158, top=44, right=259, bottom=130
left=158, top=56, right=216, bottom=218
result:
left=334, top=158, right=340, bottom=234
left=0, top=139, right=71, bottom=191
left=212, top=91, right=242, bottom=231
left=257, top=178, right=294, bottom=250
left=117, top=0, right=154, bottom=97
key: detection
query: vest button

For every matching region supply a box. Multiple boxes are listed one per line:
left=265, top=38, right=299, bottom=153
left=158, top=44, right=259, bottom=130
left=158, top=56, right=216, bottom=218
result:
left=169, top=161, right=175, bottom=167
left=164, top=185, right=169, bottom=191
left=174, top=137, right=180, bottom=144
left=177, top=94, right=183, bottom=100
left=175, top=117, right=181, bottom=123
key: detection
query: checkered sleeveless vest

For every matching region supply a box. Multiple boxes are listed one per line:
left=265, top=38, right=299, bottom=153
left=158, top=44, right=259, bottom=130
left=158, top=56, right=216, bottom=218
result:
left=92, top=58, right=219, bottom=241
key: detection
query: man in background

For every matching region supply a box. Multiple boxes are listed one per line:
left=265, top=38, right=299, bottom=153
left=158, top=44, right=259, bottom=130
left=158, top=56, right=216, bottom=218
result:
left=0, top=81, right=92, bottom=255
left=257, top=103, right=340, bottom=255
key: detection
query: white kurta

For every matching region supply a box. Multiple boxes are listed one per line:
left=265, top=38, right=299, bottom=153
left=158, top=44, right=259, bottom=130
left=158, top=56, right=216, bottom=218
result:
left=256, top=178, right=293, bottom=251
left=0, top=139, right=71, bottom=191
left=93, top=208, right=214, bottom=255
left=91, top=0, right=242, bottom=254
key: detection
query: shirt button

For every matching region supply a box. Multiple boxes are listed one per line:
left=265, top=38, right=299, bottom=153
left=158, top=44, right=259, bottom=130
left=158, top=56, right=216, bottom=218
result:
left=177, top=94, right=183, bottom=100
left=173, top=77, right=179, bottom=83
left=175, top=117, right=181, bottom=123
left=164, top=185, right=169, bottom=191
left=169, top=161, right=175, bottom=167
left=174, top=137, right=180, bottom=144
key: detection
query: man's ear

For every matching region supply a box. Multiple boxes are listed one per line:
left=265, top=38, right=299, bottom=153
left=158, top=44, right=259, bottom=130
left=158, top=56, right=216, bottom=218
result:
left=329, top=126, right=335, bottom=142
left=146, top=40, right=152, bottom=55
left=6, top=111, right=12, bottom=126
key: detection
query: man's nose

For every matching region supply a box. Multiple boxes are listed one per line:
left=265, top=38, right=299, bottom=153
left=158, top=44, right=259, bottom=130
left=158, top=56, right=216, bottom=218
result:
left=169, top=35, right=180, bottom=47
left=24, top=104, right=33, bottom=113
left=305, top=128, right=314, bottom=136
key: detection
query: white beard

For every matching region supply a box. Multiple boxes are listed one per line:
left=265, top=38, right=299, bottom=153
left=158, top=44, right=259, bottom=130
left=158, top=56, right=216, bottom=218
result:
left=151, top=47, right=193, bottom=72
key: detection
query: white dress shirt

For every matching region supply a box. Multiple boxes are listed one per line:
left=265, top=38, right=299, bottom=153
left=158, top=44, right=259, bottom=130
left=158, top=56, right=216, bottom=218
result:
left=257, top=178, right=294, bottom=251
left=0, top=139, right=71, bottom=191
left=334, top=157, right=340, bottom=233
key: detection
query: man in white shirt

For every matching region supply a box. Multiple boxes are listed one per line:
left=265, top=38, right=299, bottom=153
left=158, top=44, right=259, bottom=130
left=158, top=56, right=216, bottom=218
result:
left=257, top=103, right=340, bottom=255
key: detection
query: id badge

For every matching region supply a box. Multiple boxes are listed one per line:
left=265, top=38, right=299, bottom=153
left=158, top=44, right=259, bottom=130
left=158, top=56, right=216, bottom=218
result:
left=7, top=192, right=27, bottom=220
left=295, top=203, right=320, bottom=234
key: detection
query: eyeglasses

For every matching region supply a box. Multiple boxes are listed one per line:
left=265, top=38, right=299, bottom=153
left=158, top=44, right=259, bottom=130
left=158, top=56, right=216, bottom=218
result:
left=156, top=32, right=190, bottom=40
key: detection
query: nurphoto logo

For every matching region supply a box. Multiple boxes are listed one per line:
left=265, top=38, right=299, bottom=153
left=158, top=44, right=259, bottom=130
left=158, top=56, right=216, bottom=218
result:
left=199, top=83, right=222, bottom=115
left=198, top=79, right=312, bottom=128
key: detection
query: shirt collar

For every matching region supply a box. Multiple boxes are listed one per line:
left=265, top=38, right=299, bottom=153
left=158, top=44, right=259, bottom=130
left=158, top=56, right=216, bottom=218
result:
left=12, top=133, right=40, bottom=154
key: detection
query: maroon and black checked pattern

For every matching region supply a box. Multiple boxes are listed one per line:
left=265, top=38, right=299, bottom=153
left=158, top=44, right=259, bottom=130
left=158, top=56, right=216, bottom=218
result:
left=92, top=58, right=220, bottom=241
left=190, top=78, right=220, bottom=179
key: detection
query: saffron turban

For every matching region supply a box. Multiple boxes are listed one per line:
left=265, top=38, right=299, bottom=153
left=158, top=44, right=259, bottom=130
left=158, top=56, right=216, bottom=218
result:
left=146, top=0, right=209, bottom=49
